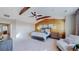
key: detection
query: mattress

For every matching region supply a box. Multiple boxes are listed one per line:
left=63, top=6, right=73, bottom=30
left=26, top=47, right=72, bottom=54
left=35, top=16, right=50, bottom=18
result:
left=31, top=32, right=50, bottom=41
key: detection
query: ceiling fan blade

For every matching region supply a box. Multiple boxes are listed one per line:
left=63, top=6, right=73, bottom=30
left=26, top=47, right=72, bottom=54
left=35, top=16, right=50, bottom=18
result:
left=31, top=12, right=36, bottom=16
left=37, top=15, right=43, bottom=17
left=36, top=16, right=50, bottom=20
left=19, top=7, right=30, bottom=15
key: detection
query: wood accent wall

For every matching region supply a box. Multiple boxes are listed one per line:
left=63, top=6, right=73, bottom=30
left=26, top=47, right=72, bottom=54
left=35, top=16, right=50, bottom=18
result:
left=35, top=19, right=65, bottom=38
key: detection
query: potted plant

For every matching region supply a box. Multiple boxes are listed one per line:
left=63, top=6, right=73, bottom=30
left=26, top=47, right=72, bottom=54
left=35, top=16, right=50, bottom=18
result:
left=74, top=44, right=79, bottom=51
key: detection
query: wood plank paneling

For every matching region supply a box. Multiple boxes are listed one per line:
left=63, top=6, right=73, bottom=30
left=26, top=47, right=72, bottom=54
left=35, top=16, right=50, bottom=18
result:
left=35, top=19, right=65, bottom=38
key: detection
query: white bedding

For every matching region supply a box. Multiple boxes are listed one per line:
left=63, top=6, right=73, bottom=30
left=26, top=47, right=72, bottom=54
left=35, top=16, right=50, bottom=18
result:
left=31, top=32, right=50, bottom=40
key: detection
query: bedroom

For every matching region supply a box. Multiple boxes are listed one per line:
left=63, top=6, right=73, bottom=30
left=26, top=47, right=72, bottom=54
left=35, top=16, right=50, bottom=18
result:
left=0, top=7, right=79, bottom=51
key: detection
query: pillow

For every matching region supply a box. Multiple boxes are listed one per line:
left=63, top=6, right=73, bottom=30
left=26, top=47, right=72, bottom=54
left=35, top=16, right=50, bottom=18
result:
left=69, top=35, right=79, bottom=44
left=64, top=37, right=75, bottom=44
left=64, top=37, right=70, bottom=44
left=69, top=35, right=79, bottom=40
left=44, top=31, right=48, bottom=34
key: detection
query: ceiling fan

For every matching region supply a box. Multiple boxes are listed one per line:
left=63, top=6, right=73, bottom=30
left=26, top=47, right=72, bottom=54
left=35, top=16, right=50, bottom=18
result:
left=30, top=12, right=42, bottom=18
left=19, top=7, right=51, bottom=20
left=30, top=12, right=51, bottom=20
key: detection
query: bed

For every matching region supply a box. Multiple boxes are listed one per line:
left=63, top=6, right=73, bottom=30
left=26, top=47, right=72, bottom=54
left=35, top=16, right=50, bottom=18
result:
left=31, top=31, right=50, bottom=41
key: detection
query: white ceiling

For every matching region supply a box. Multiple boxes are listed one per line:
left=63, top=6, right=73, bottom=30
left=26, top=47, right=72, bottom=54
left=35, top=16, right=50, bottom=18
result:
left=0, top=7, right=78, bottom=23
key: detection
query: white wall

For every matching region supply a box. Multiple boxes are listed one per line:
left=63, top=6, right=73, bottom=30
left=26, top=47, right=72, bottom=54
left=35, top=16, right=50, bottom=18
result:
left=65, top=15, right=75, bottom=37
left=15, top=21, right=34, bottom=40
left=13, top=20, right=35, bottom=50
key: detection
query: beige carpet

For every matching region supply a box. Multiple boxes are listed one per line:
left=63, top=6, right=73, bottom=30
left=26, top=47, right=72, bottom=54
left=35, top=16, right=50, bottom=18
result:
left=13, top=38, right=58, bottom=51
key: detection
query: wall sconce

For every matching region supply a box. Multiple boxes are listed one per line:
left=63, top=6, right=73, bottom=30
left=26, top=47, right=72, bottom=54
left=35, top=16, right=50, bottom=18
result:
left=37, top=25, right=41, bottom=30
left=37, top=26, right=40, bottom=30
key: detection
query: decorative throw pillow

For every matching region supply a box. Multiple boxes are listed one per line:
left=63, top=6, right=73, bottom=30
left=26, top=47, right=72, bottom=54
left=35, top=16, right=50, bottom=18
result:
left=64, top=37, right=70, bottom=44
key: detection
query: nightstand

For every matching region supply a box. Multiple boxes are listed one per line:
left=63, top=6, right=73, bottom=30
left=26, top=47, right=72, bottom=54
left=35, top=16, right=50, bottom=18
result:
left=50, top=32, right=60, bottom=40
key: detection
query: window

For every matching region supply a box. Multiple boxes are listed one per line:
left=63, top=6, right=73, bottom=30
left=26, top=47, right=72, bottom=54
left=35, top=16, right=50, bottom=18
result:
left=0, top=23, right=10, bottom=36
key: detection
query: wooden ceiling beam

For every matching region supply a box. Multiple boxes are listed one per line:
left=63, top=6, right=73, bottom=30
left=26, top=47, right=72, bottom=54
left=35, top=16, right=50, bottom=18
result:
left=19, top=7, right=30, bottom=15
